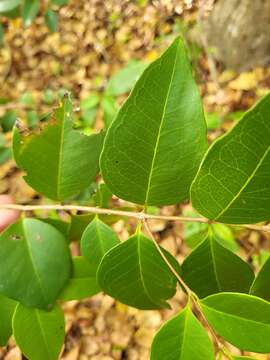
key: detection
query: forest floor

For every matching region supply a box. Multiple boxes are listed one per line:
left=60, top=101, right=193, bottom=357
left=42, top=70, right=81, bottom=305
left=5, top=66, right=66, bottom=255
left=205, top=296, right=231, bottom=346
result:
left=0, top=1, right=270, bottom=359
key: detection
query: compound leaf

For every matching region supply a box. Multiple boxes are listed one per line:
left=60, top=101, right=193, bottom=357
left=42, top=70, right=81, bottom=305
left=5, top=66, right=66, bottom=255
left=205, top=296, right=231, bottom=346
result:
left=191, top=94, right=270, bottom=224
left=0, top=294, right=17, bottom=346
left=201, top=292, right=270, bottom=353
left=182, top=232, right=254, bottom=298
left=13, top=96, right=104, bottom=201
left=101, top=37, right=207, bottom=206
left=97, top=232, right=180, bottom=309
left=150, top=305, right=215, bottom=360
left=0, top=219, right=71, bottom=310
left=13, top=304, right=65, bottom=360
left=59, top=256, right=100, bottom=301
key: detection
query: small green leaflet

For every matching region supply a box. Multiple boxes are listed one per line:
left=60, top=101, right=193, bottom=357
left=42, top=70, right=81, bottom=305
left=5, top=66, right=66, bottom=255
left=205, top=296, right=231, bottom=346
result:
left=106, top=60, right=147, bottom=96
left=0, top=294, right=17, bottom=346
left=59, top=256, right=100, bottom=301
left=101, top=37, right=207, bottom=206
left=250, top=255, right=270, bottom=301
left=97, top=232, right=181, bottom=309
left=22, top=0, right=40, bottom=26
left=191, top=93, right=270, bottom=224
left=13, top=96, right=104, bottom=201
left=13, top=304, right=65, bottom=360
left=45, top=9, right=58, bottom=33
left=150, top=305, right=215, bottom=360
left=0, top=0, right=20, bottom=13
left=80, top=217, right=120, bottom=271
left=182, top=232, right=254, bottom=298
left=0, top=219, right=71, bottom=310
left=201, top=292, right=270, bottom=353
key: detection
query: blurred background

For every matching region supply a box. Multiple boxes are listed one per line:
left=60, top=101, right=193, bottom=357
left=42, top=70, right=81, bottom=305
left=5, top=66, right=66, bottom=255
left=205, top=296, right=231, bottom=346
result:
left=0, top=0, right=270, bottom=359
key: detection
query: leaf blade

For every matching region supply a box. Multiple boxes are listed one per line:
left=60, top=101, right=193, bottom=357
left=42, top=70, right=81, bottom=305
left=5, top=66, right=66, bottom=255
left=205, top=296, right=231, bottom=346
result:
left=13, top=97, right=104, bottom=201
left=97, top=232, right=180, bottom=309
left=150, top=305, right=215, bottom=360
left=201, top=292, right=270, bottom=353
left=0, top=219, right=71, bottom=309
left=182, top=233, right=254, bottom=298
left=191, top=93, right=270, bottom=224
left=13, top=304, right=65, bottom=360
left=101, top=37, right=207, bottom=206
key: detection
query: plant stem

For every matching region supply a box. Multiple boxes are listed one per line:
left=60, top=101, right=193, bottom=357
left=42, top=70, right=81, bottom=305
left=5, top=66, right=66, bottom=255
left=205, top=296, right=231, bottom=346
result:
left=0, top=203, right=269, bottom=234
left=142, top=217, right=230, bottom=359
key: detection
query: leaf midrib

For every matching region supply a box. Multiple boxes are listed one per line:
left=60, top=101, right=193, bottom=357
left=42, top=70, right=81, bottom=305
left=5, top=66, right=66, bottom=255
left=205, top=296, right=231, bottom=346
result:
left=144, top=41, right=179, bottom=205
left=35, top=309, right=52, bottom=360
left=202, top=303, right=270, bottom=328
left=56, top=103, right=67, bottom=200
left=137, top=234, right=159, bottom=307
left=214, top=144, right=270, bottom=220
left=22, top=222, right=46, bottom=306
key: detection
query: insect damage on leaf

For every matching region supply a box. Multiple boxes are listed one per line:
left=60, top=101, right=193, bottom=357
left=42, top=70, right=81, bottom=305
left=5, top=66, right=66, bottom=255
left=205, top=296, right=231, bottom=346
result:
left=12, top=95, right=104, bottom=201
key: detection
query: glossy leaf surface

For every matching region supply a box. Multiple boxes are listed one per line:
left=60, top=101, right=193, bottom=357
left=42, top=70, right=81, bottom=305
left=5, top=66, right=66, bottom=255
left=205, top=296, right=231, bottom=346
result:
left=201, top=292, right=270, bottom=353
left=13, top=96, right=104, bottom=201
left=97, top=232, right=180, bottom=309
left=81, top=217, right=120, bottom=271
left=0, top=294, right=17, bottom=346
left=182, top=233, right=254, bottom=298
left=150, top=305, right=215, bottom=360
left=0, top=219, right=71, bottom=309
left=59, top=256, right=100, bottom=301
left=101, top=37, right=207, bottom=206
left=191, top=94, right=270, bottom=224
left=13, top=304, right=65, bottom=360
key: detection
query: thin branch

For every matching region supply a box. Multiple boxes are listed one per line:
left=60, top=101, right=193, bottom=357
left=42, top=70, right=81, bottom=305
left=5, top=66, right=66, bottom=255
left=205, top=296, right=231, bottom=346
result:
left=142, top=218, right=192, bottom=295
left=142, top=217, right=230, bottom=358
left=0, top=203, right=269, bottom=234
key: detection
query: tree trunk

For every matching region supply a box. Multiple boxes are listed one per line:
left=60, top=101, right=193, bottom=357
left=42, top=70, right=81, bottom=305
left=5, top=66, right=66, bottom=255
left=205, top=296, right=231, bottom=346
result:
left=205, top=0, right=270, bottom=71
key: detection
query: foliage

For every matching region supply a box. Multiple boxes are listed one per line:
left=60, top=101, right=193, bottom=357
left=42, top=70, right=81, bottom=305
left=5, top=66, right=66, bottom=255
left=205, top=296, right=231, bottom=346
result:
left=0, top=36, right=268, bottom=359
left=0, top=0, right=67, bottom=36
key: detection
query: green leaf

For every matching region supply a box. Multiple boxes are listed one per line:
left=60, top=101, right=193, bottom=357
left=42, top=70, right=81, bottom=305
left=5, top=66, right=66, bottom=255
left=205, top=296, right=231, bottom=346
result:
left=59, top=256, right=100, bottom=301
left=101, top=95, right=119, bottom=128
left=92, top=183, right=112, bottom=208
left=22, top=0, right=40, bottom=26
left=51, top=0, right=68, bottom=5
left=250, top=255, right=270, bottom=301
left=97, top=232, right=180, bottom=309
left=150, top=305, right=215, bottom=360
left=39, top=218, right=70, bottom=238
left=13, top=304, right=65, bottom=360
left=69, top=213, right=119, bottom=242
left=191, top=93, right=270, bottom=224
left=201, top=292, right=270, bottom=353
left=106, top=60, right=147, bottom=96
left=0, top=219, right=71, bottom=309
left=0, top=0, right=20, bottom=13
left=232, top=357, right=255, bottom=360
left=81, top=217, right=120, bottom=271
left=13, top=96, right=104, bottom=201
left=0, top=294, right=17, bottom=346
left=211, top=223, right=239, bottom=252
left=182, top=232, right=254, bottom=298
left=100, top=37, right=207, bottom=206
left=45, top=9, right=58, bottom=32
left=1, top=110, right=16, bottom=132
